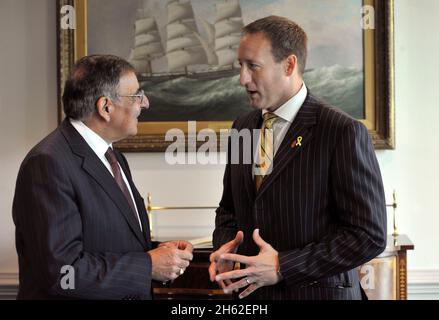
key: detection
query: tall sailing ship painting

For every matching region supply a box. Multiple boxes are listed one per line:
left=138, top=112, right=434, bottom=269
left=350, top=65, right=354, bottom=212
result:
left=129, top=0, right=243, bottom=79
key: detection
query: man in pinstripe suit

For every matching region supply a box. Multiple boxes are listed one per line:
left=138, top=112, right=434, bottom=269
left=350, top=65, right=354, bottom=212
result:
left=12, top=55, right=193, bottom=299
left=209, top=16, right=387, bottom=300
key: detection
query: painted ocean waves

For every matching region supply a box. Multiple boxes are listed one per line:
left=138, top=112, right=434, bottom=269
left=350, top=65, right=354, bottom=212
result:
left=139, top=64, right=364, bottom=121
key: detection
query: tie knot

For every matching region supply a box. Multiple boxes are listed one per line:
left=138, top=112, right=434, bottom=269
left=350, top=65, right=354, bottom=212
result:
left=262, top=112, right=278, bottom=129
left=105, top=147, right=118, bottom=165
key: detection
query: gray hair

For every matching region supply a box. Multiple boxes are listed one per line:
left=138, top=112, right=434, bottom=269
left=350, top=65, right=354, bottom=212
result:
left=62, top=55, right=136, bottom=120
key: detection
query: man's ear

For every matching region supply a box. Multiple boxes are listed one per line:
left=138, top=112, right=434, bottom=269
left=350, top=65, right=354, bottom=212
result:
left=285, top=54, right=298, bottom=76
left=96, top=96, right=111, bottom=122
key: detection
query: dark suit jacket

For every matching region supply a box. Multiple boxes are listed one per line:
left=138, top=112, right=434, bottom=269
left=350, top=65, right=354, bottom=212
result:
left=213, top=93, right=387, bottom=300
left=12, top=119, right=154, bottom=299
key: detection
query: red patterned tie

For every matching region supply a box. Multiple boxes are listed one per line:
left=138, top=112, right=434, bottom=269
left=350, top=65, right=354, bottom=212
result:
left=105, top=147, right=137, bottom=215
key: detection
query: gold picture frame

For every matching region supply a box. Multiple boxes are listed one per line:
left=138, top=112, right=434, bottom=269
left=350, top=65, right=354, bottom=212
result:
left=56, top=0, right=395, bottom=152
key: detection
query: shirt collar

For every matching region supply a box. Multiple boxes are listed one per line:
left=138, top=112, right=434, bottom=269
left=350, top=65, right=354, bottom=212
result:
left=263, top=82, right=308, bottom=123
left=69, top=118, right=112, bottom=158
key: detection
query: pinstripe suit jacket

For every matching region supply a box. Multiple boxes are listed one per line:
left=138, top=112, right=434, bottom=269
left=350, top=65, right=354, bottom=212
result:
left=213, top=93, right=387, bottom=300
left=12, top=119, right=154, bottom=300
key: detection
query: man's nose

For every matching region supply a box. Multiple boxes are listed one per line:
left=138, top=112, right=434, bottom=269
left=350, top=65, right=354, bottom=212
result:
left=239, top=66, right=250, bottom=87
left=141, top=94, right=149, bottom=110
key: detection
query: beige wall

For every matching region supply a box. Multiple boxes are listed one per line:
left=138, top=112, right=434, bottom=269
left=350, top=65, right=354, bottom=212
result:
left=0, top=0, right=57, bottom=272
left=1, top=0, right=438, bottom=294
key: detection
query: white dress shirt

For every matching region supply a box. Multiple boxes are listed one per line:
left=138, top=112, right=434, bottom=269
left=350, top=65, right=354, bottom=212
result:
left=253, top=82, right=308, bottom=177
left=70, top=119, right=143, bottom=231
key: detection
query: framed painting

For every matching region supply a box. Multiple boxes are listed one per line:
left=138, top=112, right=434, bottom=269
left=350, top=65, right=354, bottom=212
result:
left=57, top=0, right=395, bottom=151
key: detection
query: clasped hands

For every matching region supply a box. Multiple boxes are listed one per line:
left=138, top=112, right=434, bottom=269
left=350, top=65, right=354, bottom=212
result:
left=208, top=229, right=282, bottom=299
left=148, top=240, right=193, bottom=283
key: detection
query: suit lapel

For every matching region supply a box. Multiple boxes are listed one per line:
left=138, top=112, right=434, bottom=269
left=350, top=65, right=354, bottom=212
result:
left=60, top=120, right=147, bottom=248
left=256, top=95, right=318, bottom=198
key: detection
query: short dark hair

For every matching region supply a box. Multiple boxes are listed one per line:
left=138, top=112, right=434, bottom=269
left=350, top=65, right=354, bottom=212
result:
left=62, top=54, right=136, bottom=120
left=242, top=16, right=308, bottom=75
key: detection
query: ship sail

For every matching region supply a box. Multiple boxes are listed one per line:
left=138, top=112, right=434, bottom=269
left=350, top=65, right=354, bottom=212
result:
left=135, top=33, right=161, bottom=47
left=216, top=45, right=239, bottom=66
left=215, top=0, right=242, bottom=22
left=215, top=34, right=241, bottom=51
left=135, top=17, right=156, bottom=35
left=167, top=20, right=197, bottom=40
left=167, top=34, right=201, bottom=53
left=167, top=46, right=208, bottom=71
left=131, top=42, right=163, bottom=59
left=128, top=7, right=164, bottom=75
left=167, top=0, right=194, bottom=23
left=214, top=0, right=243, bottom=68
left=165, top=0, right=209, bottom=72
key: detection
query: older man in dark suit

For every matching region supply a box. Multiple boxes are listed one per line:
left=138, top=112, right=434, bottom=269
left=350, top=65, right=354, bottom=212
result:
left=209, top=16, right=387, bottom=300
left=12, top=55, right=193, bottom=299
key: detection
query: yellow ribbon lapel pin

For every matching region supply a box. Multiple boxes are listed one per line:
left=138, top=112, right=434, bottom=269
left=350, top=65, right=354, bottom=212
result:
left=291, top=136, right=303, bottom=148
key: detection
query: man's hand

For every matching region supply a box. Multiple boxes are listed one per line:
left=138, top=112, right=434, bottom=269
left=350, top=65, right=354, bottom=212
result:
left=148, top=241, right=193, bottom=282
left=159, top=240, right=194, bottom=253
left=208, top=231, right=244, bottom=289
left=214, top=229, right=282, bottom=299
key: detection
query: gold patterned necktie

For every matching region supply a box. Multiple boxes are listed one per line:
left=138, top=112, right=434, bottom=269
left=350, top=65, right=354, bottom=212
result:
left=255, top=112, right=278, bottom=191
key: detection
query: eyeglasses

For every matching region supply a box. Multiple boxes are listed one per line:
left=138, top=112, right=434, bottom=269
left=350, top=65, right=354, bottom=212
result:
left=118, top=89, right=145, bottom=104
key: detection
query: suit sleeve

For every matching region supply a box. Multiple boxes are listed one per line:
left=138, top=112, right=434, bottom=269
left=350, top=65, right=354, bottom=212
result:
left=13, top=153, right=152, bottom=299
left=278, top=121, right=387, bottom=287
left=213, top=122, right=239, bottom=250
